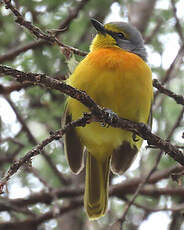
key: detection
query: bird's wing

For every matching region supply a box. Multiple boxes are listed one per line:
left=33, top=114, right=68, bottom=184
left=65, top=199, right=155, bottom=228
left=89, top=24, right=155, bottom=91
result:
left=111, top=141, right=138, bottom=175
left=111, top=103, right=152, bottom=175
left=62, top=104, right=84, bottom=174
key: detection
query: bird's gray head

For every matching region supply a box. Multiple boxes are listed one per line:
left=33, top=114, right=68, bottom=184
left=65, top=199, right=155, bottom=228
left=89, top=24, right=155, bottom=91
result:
left=91, top=19, right=147, bottom=61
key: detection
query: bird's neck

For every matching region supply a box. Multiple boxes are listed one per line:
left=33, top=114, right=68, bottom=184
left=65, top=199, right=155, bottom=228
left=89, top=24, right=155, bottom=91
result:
left=90, top=34, right=119, bottom=51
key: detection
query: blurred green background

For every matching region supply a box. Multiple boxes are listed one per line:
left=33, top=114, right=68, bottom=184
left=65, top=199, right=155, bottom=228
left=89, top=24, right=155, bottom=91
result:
left=0, top=0, right=184, bottom=229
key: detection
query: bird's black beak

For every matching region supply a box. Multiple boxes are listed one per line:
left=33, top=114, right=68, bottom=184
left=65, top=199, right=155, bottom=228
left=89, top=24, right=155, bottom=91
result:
left=91, top=18, right=106, bottom=35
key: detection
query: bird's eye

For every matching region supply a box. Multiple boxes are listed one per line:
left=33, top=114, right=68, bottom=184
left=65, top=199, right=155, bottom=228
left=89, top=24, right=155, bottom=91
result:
left=117, top=32, right=125, bottom=39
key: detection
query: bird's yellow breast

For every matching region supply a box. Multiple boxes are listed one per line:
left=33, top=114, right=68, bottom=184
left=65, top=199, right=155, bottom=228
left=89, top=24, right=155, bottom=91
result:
left=67, top=47, right=152, bottom=159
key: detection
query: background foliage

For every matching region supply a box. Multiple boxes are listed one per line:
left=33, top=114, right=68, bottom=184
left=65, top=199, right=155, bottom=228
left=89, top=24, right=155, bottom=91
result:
left=0, top=0, right=184, bottom=229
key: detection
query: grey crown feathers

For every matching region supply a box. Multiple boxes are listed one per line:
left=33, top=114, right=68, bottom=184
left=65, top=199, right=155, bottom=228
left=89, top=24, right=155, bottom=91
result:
left=107, top=22, right=147, bottom=61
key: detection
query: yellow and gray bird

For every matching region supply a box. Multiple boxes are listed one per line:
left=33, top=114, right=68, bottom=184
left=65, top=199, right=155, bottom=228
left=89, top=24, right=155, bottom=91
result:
left=63, top=19, right=153, bottom=219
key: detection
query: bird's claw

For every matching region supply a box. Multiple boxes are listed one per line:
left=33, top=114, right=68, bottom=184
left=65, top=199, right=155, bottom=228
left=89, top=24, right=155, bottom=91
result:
left=132, top=133, right=139, bottom=142
left=102, top=108, right=119, bottom=127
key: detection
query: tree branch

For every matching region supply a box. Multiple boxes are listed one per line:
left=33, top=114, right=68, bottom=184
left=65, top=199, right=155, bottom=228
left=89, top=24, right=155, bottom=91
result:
left=153, top=79, right=184, bottom=105
left=0, top=200, right=82, bottom=230
left=0, top=165, right=182, bottom=209
left=171, top=0, right=184, bottom=43
left=0, top=82, right=32, bottom=94
left=0, top=0, right=89, bottom=63
left=118, top=149, right=162, bottom=228
left=0, top=113, right=91, bottom=193
left=0, top=40, right=46, bottom=63
left=0, top=65, right=183, bottom=167
left=2, top=0, right=87, bottom=57
left=4, top=95, right=69, bottom=186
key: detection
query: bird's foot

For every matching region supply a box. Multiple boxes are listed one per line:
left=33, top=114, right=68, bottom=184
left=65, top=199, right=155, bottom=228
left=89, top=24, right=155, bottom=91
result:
left=132, top=133, right=139, bottom=142
left=101, top=108, right=119, bottom=127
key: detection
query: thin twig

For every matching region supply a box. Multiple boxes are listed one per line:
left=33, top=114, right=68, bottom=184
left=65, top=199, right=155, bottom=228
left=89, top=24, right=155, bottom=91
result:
left=167, top=107, right=184, bottom=140
left=0, top=82, right=32, bottom=94
left=154, top=45, right=184, bottom=100
left=144, top=17, right=163, bottom=44
left=0, top=40, right=46, bottom=63
left=153, top=79, right=184, bottom=105
left=56, top=0, right=89, bottom=35
left=123, top=198, right=184, bottom=213
left=171, top=0, right=184, bottom=43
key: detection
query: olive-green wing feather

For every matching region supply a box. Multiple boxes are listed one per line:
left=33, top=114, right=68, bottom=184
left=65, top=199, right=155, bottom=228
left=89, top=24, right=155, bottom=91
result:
left=111, top=103, right=152, bottom=175
left=62, top=105, right=84, bottom=174
left=111, top=141, right=138, bottom=175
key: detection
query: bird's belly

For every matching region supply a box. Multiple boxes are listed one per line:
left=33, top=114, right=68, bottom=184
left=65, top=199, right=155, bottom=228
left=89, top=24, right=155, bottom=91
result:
left=68, top=72, right=150, bottom=159
left=67, top=49, right=152, bottom=159
left=77, top=122, right=134, bottom=159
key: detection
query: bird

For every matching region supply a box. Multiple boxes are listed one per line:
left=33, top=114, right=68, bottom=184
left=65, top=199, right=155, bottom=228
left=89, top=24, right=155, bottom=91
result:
left=62, top=18, right=153, bottom=220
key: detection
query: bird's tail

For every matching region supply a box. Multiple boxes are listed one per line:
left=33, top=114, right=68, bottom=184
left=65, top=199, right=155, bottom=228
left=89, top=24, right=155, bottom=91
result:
left=84, top=152, right=111, bottom=220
